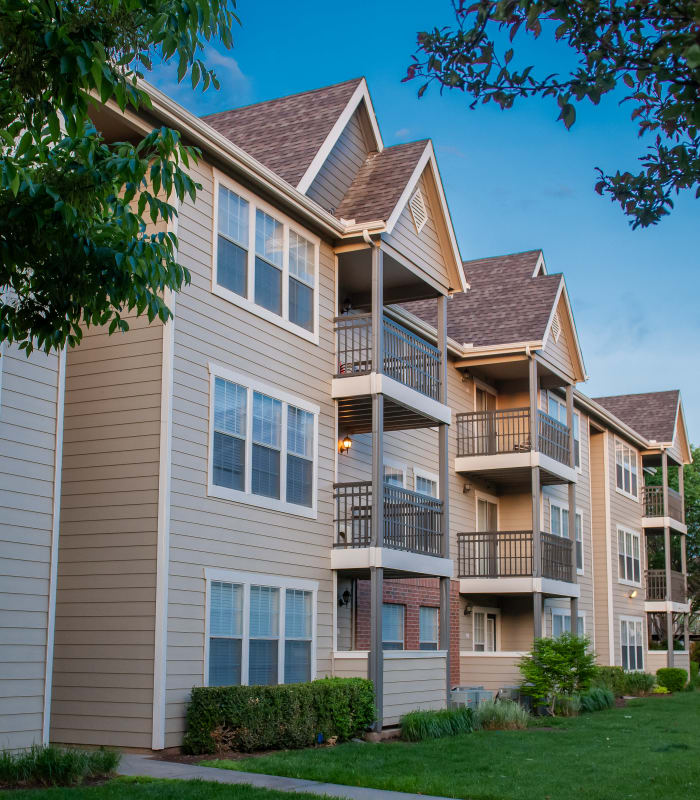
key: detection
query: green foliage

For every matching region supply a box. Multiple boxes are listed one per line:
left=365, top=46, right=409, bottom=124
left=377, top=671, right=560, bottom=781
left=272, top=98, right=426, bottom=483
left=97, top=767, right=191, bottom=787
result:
left=652, top=685, right=671, bottom=694
left=519, top=634, right=597, bottom=713
left=400, top=706, right=474, bottom=741
left=579, top=687, right=615, bottom=713
left=182, top=678, right=376, bottom=755
left=473, top=699, right=530, bottom=730
left=590, top=666, right=626, bottom=696
left=656, top=667, right=688, bottom=693
left=691, top=641, right=700, bottom=665
left=690, top=660, right=699, bottom=685
left=0, top=745, right=119, bottom=788
left=405, top=1, right=700, bottom=228
left=0, top=0, right=239, bottom=353
left=621, top=672, right=656, bottom=696
left=553, top=694, right=581, bottom=717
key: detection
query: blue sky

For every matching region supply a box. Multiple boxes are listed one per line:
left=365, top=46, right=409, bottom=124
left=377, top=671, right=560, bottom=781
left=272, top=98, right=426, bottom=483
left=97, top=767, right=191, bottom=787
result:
left=149, top=0, right=699, bottom=444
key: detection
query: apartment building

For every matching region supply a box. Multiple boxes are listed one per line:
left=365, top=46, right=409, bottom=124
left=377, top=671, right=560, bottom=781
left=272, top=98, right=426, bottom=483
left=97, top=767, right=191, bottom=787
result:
left=0, top=78, right=693, bottom=752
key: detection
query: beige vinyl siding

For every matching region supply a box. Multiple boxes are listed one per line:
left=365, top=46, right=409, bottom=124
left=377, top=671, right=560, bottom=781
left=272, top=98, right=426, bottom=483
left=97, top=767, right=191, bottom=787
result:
left=459, top=654, right=524, bottom=693
left=647, top=650, right=690, bottom=676
left=163, top=158, right=337, bottom=748
left=306, top=109, right=369, bottom=213
left=382, top=172, right=452, bottom=295
left=51, top=312, right=163, bottom=748
left=0, top=345, right=62, bottom=750
left=540, top=295, right=576, bottom=380
left=332, top=654, right=368, bottom=679
left=383, top=654, right=447, bottom=725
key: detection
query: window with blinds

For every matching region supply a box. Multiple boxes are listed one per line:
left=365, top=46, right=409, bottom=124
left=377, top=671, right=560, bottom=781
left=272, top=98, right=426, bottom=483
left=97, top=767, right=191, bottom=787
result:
left=382, top=603, right=405, bottom=650
left=620, top=617, right=644, bottom=671
left=419, top=606, right=438, bottom=650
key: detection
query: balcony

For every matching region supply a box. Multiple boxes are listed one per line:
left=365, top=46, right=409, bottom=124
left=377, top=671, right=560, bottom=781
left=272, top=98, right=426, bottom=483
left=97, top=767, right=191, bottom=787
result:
left=331, top=481, right=451, bottom=577
left=333, top=314, right=450, bottom=431
left=456, top=530, right=578, bottom=596
left=643, top=486, right=685, bottom=530
left=454, top=409, right=576, bottom=486
left=646, top=569, right=687, bottom=604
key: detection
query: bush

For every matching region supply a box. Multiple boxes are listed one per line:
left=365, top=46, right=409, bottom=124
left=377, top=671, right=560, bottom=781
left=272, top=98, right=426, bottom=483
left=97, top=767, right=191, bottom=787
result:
left=579, top=687, right=615, bottom=712
left=473, top=699, right=530, bottom=731
left=656, top=667, right=688, bottom=693
left=651, top=685, right=670, bottom=694
left=691, top=640, right=700, bottom=665
left=519, top=634, right=597, bottom=714
left=0, top=746, right=119, bottom=788
left=590, top=666, right=626, bottom=696
left=401, top=706, right=474, bottom=741
left=553, top=694, right=581, bottom=716
left=182, top=677, right=375, bottom=754
left=690, top=661, right=699, bottom=685
left=620, top=672, right=656, bottom=696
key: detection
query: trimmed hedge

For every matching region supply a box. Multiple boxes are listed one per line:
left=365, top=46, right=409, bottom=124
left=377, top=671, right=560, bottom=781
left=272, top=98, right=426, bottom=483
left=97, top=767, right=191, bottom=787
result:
left=182, top=678, right=375, bottom=754
left=656, top=667, right=687, bottom=693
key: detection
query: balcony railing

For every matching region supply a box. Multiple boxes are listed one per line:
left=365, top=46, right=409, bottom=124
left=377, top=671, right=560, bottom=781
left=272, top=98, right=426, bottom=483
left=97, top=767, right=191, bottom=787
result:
left=335, top=314, right=441, bottom=401
left=457, top=530, right=573, bottom=582
left=643, top=485, right=684, bottom=523
left=334, top=481, right=444, bottom=556
left=645, top=569, right=686, bottom=603
left=456, top=409, right=571, bottom=466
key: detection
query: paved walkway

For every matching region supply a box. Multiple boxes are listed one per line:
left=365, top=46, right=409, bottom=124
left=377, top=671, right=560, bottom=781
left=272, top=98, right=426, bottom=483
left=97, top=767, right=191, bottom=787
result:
left=118, top=753, right=454, bottom=800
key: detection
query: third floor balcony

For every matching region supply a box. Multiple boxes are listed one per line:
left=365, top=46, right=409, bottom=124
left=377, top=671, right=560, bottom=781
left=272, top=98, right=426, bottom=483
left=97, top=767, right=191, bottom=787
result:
left=454, top=408, right=576, bottom=486
left=642, top=486, right=685, bottom=530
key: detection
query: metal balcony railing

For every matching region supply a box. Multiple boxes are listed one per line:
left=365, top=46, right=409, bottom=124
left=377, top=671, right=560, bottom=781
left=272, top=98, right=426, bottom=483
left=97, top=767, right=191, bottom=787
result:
left=643, top=486, right=684, bottom=523
left=645, top=569, right=686, bottom=603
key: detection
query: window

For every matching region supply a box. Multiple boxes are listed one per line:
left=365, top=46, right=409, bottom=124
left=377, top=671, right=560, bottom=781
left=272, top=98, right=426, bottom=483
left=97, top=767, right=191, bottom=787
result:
left=473, top=609, right=497, bottom=652
left=382, top=603, right=405, bottom=650
left=206, top=571, right=316, bottom=687
left=419, top=606, right=439, bottom=650
left=209, top=366, right=319, bottom=517
left=550, top=503, right=583, bottom=573
left=214, top=175, right=319, bottom=341
left=618, top=527, right=641, bottom=585
left=551, top=608, right=584, bottom=638
left=615, top=439, right=638, bottom=498
left=383, top=462, right=405, bottom=487
left=415, top=468, right=439, bottom=498
left=620, top=617, right=644, bottom=671
left=544, top=391, right=580, bottom=467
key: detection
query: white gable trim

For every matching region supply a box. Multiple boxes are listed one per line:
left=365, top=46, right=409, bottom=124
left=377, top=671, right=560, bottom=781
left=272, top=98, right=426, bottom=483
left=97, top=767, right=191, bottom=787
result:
left=533, top=251, right=547, bottom=276
left=296, top=79, right=383, bottom=194
left=384, top=141, right=467, bottom=293
left=541, top=278, right=587, bottom=382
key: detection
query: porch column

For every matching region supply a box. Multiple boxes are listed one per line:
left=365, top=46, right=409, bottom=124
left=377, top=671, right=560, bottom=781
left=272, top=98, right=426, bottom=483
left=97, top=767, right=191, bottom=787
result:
left=566, top=383, right=578, bottom=626
left=678, top=461, right=685, bottom=523
left=662, top=451, right=674, bottom=667
left=437, top=295, right=451, bottom=698
left=369, top=566, right=383, bottom=730
left=529, top=358, right=542, bottom=639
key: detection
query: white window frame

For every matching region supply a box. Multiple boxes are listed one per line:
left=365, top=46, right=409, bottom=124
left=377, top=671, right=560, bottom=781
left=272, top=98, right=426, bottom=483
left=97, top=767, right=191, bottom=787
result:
left=550, top=607, right=585, bottom=637
left=617, top=526, right=642, bottom=587
left=383, top=457, right=407, bottom=488
left=419, top=605, right=439, bottom=650
left=620, top=615, right=645, bottom=672
left=414, top=467, right=439, bottom=497
left=207, top=363, right=319, bottom=518
left=475, top=490, right=499, bottom=530
left=472, top=606, right=500, bottom=652
left=212, top=170, right=320, bottom=345
left=204, top=568, right=318, bottom=687
left=544, top=390, right=581, bottom=470
left=614, top=437, right=639, bottom=501
left=549, top=501, right=584, bottom=575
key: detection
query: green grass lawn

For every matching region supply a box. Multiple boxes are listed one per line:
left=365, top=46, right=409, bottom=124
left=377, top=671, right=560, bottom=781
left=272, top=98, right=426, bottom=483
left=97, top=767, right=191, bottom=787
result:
left=205, top=692, right=700, bottom=800
left=0, top=776, right=328, bottom=800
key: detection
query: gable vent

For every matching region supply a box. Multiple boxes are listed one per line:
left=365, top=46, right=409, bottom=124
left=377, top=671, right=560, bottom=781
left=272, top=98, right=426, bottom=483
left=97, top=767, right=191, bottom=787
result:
left=409, top=189, right=428, bottom=234
left=551, top=311, right=562, bottom=342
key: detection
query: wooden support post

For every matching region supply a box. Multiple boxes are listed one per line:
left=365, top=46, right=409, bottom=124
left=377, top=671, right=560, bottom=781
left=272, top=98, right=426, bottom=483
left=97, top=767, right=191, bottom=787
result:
left=529, top=357, right=538, bottom=453
left=533, top=592, right=543, bottom=640
left=662, top=451, right=674, bottom=667
left=529, top=358, right=541, bottom=584
left=566, top=383, right=578, bottom=625
left=437, top=295, right=451, bottom=703
left=678, top=461, right=685, bottom=524
left=369, top=566, right=383, bottom=730
left=371, top=244, right=384, bottom=376
left=439, top=576, right=451, bottom=700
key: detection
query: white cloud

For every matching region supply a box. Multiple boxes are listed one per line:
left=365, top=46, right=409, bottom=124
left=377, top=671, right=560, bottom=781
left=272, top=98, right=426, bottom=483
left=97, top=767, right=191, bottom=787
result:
left=394, top=127, right=411, bottom=138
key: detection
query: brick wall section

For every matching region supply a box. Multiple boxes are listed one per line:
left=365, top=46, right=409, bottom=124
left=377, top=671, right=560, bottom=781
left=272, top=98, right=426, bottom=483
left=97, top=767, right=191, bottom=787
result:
left=354, top=577, right=461, bottom=686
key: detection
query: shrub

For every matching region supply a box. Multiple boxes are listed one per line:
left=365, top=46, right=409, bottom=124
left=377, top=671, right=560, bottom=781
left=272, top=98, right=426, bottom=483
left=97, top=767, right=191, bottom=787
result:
left=553, top=694, right=581, bottom=716
left=656, top=667, right=688, bottom=693
left=620, top=672, right=656, bottom=696
left=401, top=706, right=474, bottom=741
left=690, top=661, right=699, bottom=685
left=579, top=687, right=615, bottom=712
left=0, top=746, right=119, bottom=788
left=651, top=685, right=670, bottom=694
left=590, top=666, right=626, bottom=696
left=691, top=640, right=700, bottom=665
left=182, top=677, right=375, bottom=754
left=473, top=699, right=529, bottom=731
left=519, top=634, right=597, bottom=714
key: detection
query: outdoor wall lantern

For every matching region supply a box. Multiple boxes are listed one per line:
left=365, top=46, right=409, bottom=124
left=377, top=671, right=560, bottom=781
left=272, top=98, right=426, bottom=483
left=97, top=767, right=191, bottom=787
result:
left=338, top=435, right=353, bottom=454
left=463, top=601, right=473, bottom=616
left=628, top=589, right=638, bottom=599
left=338, top=589, right=352, bottom=607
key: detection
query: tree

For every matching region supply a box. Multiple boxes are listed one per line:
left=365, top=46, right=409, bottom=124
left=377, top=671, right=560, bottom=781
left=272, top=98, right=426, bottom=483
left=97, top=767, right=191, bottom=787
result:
left=405, top=1, right=700, bottom=228
left=0, top=0, right=238, bottom=354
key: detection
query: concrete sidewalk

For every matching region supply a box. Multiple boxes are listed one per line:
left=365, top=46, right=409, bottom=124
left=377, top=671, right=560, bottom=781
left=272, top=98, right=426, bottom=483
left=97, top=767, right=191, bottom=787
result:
left=118, top=753, right=455, bottom=800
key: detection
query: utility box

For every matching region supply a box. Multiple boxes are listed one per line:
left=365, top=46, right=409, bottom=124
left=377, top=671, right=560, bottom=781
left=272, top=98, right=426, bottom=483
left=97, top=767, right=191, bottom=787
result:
left=450, top=686, right=493, bottom=708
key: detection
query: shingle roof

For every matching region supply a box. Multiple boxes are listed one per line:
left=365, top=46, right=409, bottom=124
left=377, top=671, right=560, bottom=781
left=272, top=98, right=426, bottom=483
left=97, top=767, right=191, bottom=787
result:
left=404, top=250, right=561, bottom=347
left=201, top=78, right=363, bottom=187
left=334, top=140, right=429, bottom=223
left=592, top=391, right=680, bottom=443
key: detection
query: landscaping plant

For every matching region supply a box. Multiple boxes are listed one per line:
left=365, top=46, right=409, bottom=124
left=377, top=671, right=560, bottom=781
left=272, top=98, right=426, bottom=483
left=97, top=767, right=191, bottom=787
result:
left=183, top=678, right=375, bottom=754
left=519, top=634, right=597, bottom=714
left=651, top=685, right=671, bottom=695
left=579, top=687, right=615, bottom=713
left=473, top=699, right=530, bottom=730
left=400, top=706, right=474, bottom=741
left=553, top=694, right=581, bottom=717
left=0, top=745, right=119, bottom=788
left=621, top=672, right=656, bottom=696
left=655, top=667, right=688, bottom=693
left=590, top=666, right=626, bottom=696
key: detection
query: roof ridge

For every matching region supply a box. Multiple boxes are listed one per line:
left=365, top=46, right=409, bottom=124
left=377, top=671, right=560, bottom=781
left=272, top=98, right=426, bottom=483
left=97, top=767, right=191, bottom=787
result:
left=462, top=248, right=541, bottom=266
